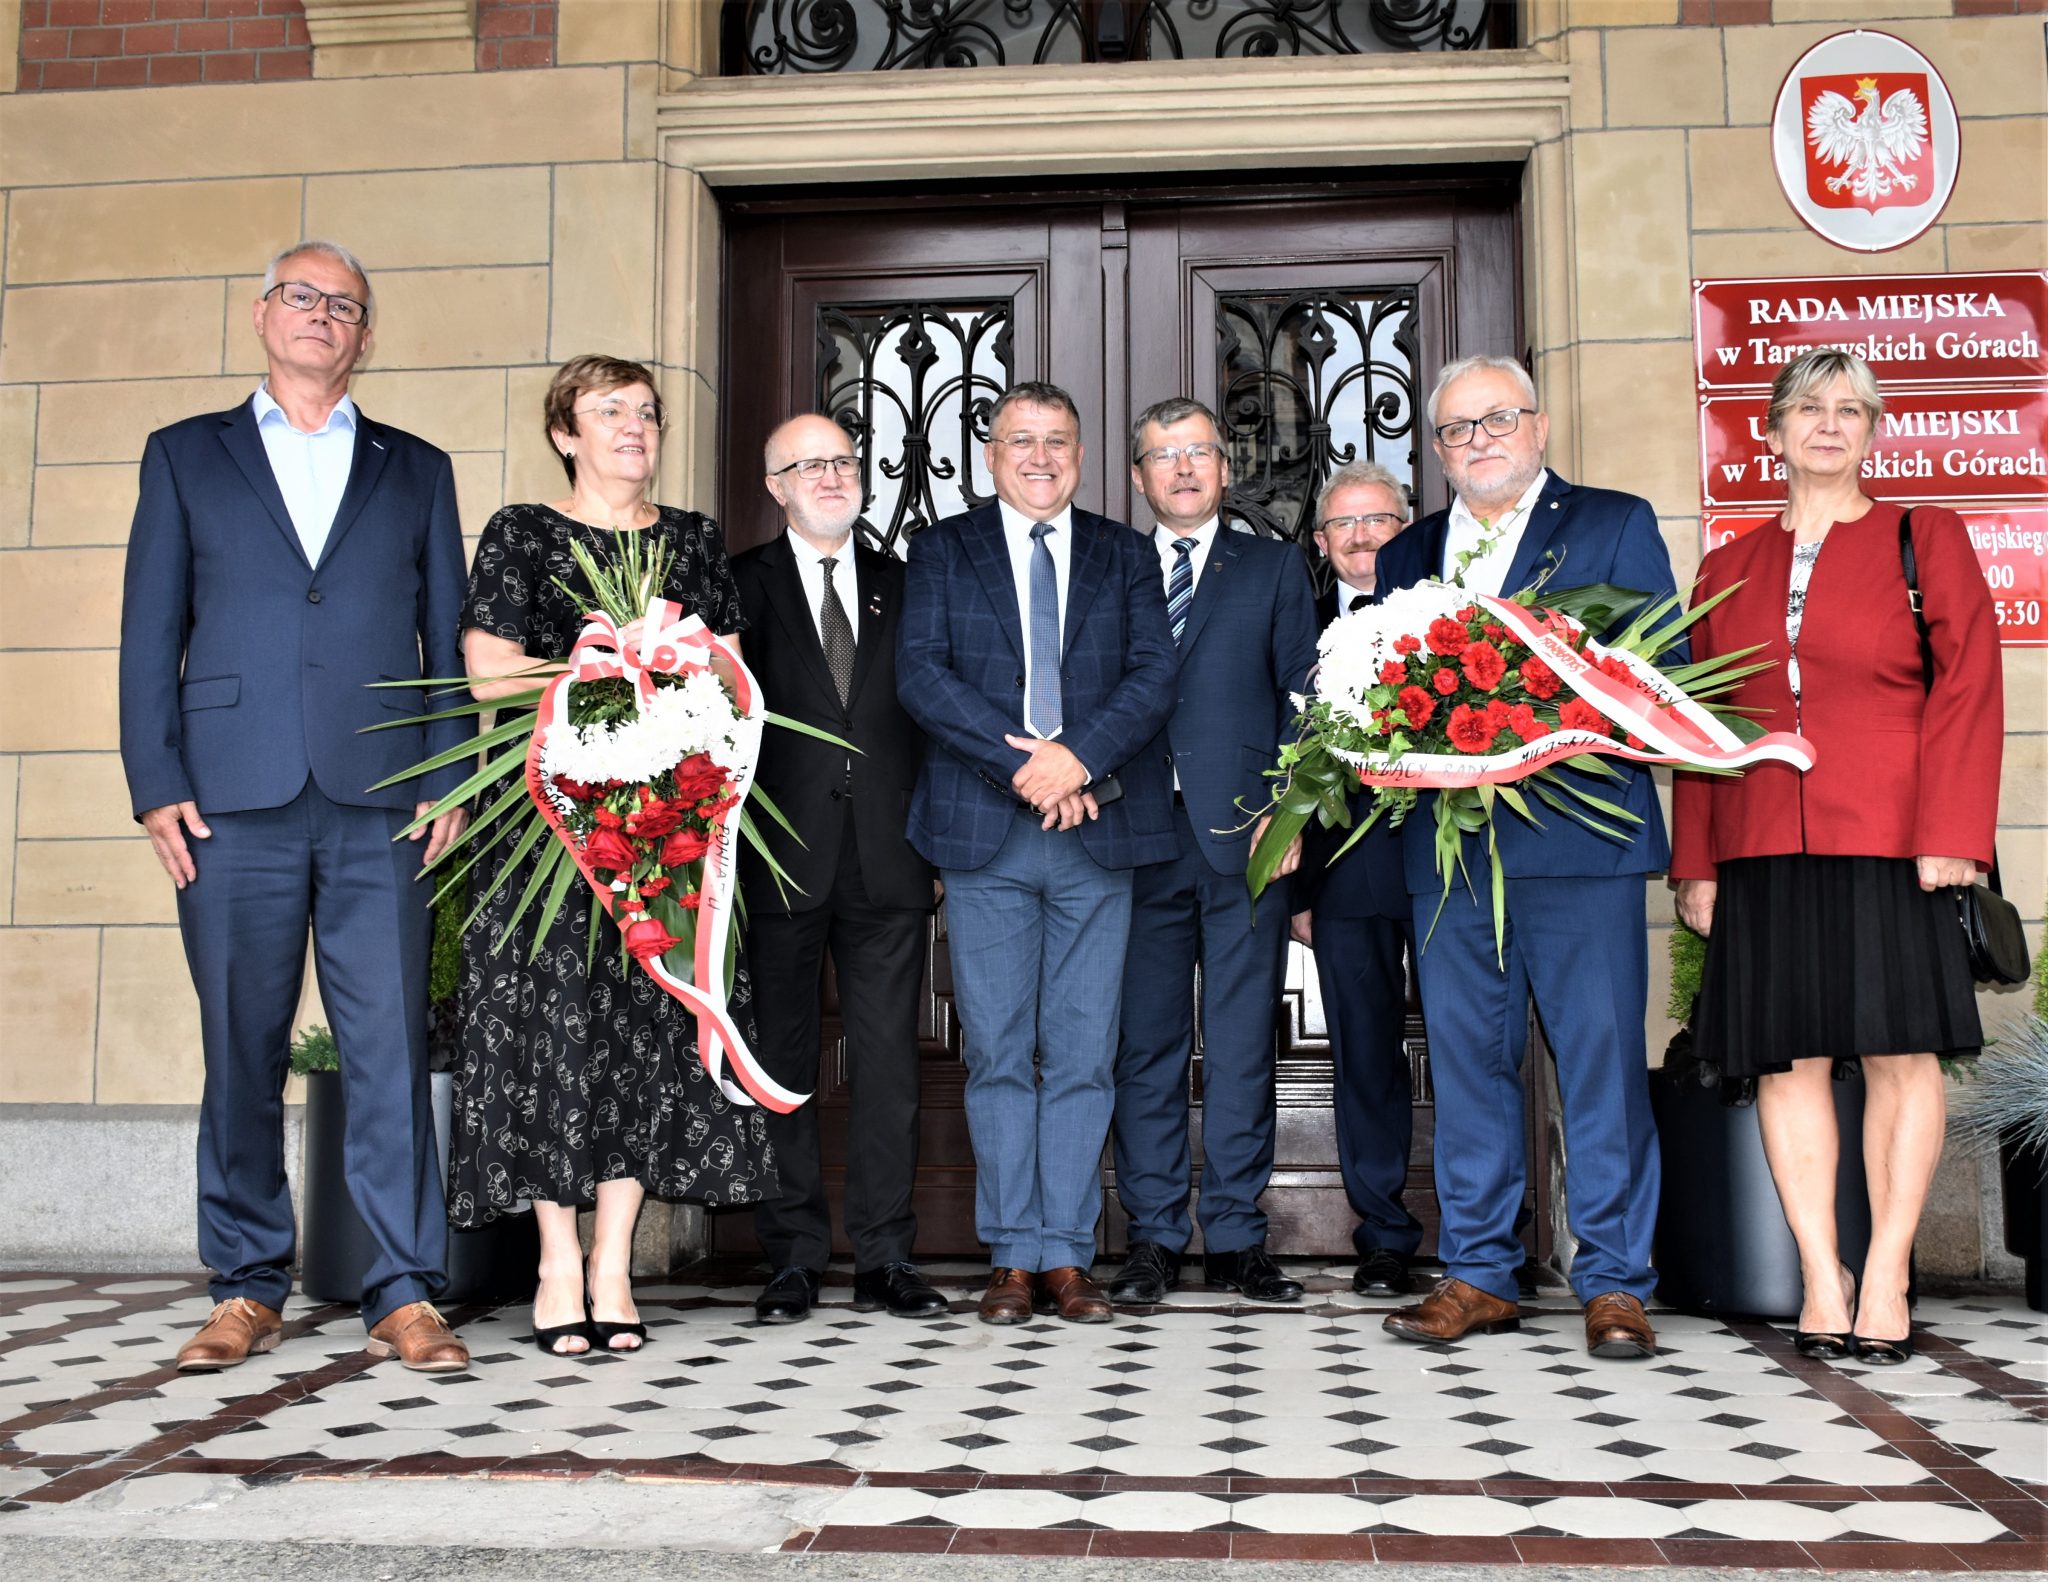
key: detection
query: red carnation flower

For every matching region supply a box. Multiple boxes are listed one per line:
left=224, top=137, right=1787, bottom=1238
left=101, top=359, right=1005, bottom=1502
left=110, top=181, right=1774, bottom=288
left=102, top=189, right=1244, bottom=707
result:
left=554, top=776, right=599, bottom=802
left=638, top=875, right=673, bottom=895
left=592, top=806, right=624, bottom=830
left=1378, top=661, right=1408, bottom=686
left=1559, top=697, right=1610, bottom=736
left=1456, top=605, right=1481, bottom=623
left=678, top=890, right=706, bottom=910
left=1432, top=668, right=1460, bottom=696
left=1482, top=623, right=1508, bottom=643
left=622, top=915, right=681, bottom=964
left=660, top=826, right=711, bottom=867
left=1425, top=617, right=1470, bottom=657
left=1506, top=703, right=1549, bottom=743
left=1626, top=733, right=1649, bottom=751
left=582, top=825, right=639, bottom=875
left=1518, top=655, right=1562, bottom=700
left=669, top=753, right=729, bottom=805
left=1460, top=641, right=1507, bottom=692
left=1393, top=634, right=1422, bottom=656
left=1447, top=703, right=1499, bottom=755
left=1396, top=686, right=1435, bottom=731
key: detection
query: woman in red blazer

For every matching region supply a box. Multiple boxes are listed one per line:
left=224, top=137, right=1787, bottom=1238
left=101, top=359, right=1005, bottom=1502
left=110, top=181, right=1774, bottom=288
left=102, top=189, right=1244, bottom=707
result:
left=1671, top=349, right=2001, bottom=1366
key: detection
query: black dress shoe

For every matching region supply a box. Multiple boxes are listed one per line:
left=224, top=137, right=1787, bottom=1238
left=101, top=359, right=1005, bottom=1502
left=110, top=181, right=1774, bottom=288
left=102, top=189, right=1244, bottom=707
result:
left=754, top=1266, right=821, bottom=1324
left=1353, top=1249, right=1411, bottom=1298
left=1106, top=1241, right=1182, bottom=1304
left=852, top=1262, right=949, bottom=1319
left=1203, top=1245, right=1304, bottom=1302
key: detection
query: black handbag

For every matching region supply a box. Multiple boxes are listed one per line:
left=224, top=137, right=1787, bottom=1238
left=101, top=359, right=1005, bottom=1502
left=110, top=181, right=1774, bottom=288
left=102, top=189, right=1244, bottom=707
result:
left=1899, top=511, right=2032, bottom=986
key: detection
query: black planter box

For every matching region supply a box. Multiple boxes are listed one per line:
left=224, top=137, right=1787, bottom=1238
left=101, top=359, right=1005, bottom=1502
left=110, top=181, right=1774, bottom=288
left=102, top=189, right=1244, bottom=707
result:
left=298, top=1069, right=537, bottom=1306
left=2000, top=1133, right=2048, bottom=1314
left=1650, top=1068, right=1872, bottom=1320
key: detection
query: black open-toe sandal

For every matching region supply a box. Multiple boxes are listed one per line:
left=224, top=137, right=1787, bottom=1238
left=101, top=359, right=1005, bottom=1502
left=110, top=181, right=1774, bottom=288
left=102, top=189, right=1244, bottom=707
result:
left=590, top=1319, right=649, bottom=1351
left=1851, top=1331, right=1914, bottom=1365
left=532, top=1320, right=595, bottom=1357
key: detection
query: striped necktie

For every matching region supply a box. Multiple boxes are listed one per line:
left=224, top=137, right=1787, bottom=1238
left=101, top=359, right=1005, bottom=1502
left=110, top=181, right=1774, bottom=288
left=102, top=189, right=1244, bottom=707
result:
left=1168, top=537, right=1196, bottom=645
left=1028, top=521, right=1062, bottom=737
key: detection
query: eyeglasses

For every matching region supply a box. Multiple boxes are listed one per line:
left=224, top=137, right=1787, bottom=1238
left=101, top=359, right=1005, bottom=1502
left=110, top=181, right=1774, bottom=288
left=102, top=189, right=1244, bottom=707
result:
left=992, top=433, right=1075, bottom=455
left=575, top=400, right=664, bottom=431
left=264, top=281, right=368, bottom=326
left=772, top=455, right=860, bottom=481
left=1318, top=513, right=1404, bottom=537
left=1433, top=407, right=1533, bottom=448
left=1137, top=442, right=1225, bottom=470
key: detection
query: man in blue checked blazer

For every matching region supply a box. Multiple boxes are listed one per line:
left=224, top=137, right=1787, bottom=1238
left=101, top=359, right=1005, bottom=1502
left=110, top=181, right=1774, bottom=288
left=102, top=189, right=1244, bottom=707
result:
left=897, top=380, right=1176, bottom=1326
left=119, top=242, right=473, bottom=1375
left=1104, top=398, right=1318, bottom=1309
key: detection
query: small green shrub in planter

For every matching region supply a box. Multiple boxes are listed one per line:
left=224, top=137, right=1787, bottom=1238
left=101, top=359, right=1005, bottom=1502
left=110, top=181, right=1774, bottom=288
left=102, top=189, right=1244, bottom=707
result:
left=289, top=1023, right=338, bottom=1076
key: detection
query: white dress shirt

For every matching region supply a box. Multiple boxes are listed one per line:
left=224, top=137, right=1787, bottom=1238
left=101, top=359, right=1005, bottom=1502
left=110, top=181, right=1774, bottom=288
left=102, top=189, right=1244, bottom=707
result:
left=1440, top=467, right=1550, bottom=597
left=1151, top=515, right=1222, bottom=592
left=252, top=383, right=357, bottom=567
left=997, top=499, right=1073, bottom=738
left=783, top=526, right=858, bottom=645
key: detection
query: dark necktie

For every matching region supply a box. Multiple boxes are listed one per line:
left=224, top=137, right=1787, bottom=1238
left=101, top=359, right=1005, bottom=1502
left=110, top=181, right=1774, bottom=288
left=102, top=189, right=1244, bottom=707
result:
left=820, top=555, right=854, bottom=707
left=1349, top=592, right=1370, bottom=613
left=1168, top=537, right=1196, bottom=645
left=1028, top=521, right=1062, bottom=737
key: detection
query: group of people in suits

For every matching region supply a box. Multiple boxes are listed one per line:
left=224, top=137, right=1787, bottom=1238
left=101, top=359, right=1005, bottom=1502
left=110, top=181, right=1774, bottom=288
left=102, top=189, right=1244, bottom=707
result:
left=121, top=234, right=1995, bottom=1381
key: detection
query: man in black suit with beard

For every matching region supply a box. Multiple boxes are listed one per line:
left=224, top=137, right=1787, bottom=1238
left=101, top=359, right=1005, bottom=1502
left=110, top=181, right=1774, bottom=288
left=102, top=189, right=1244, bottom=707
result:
left=734, top=413, right=944, bottom=1324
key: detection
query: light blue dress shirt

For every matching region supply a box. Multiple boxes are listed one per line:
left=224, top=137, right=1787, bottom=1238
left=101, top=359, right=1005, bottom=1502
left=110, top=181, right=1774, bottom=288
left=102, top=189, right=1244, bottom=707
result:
left=252, top=383, right=357, bottom=567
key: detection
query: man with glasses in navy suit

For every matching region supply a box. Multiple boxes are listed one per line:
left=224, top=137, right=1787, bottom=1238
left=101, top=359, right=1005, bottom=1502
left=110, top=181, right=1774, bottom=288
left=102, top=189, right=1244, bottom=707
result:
left=120, top=241, right=473, bottom=1374
left=897, top=380, right=1176, bottom=1327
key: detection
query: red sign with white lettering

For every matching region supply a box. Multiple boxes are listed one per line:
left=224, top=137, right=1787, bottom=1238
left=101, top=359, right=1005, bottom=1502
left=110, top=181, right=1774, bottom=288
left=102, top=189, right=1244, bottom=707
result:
left=1700, top=387, right=2048, bottom=509
left=1694, top=272, right=2048, bottom=390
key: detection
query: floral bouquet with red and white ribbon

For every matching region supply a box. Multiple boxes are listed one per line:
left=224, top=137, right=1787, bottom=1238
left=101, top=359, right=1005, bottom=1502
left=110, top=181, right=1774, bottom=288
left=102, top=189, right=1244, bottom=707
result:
left=1248, top=576, right=1815, bottom=958
left=375, top=533, right=832, bottom=1113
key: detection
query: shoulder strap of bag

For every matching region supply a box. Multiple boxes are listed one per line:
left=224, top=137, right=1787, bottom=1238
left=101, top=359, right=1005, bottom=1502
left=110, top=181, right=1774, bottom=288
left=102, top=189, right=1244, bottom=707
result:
left=1897, top=508, right=1934, bottom=691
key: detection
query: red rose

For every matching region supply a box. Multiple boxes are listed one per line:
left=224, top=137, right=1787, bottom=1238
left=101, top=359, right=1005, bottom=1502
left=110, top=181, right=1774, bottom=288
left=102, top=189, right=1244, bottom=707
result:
left=660, top=827, right=710, bottom=867
left=1460, top=641, right=1507, bottom=691
left=622, top=915, right=682, bottom=964
left=1431, top=668, right=1460, bottom=696
left=554, top=776, right=598, bottom=801
left=1378, top=661, right=1407, bottom=686
left=1447, top=703, right=1499, bottom=755
left=669, top=753, right=728, bottom=805
left=582, top=825, right=639, bottom=875
left=627, top=795, right=685, bottom=840
left=1425, top=617, right=1470, bottom=657
left=1558, top=697, right=1610, bottom=736
left=1396, top=686, right=1435, bottom=731
left=1393, top=634, right=1422, bottom=656
left=1518, top=656, right=1562, bottom=700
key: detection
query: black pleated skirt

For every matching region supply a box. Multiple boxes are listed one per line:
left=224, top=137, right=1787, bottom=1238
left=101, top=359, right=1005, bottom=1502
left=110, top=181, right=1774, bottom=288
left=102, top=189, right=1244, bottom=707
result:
left=1693, top=854, right=1982, bottom=1079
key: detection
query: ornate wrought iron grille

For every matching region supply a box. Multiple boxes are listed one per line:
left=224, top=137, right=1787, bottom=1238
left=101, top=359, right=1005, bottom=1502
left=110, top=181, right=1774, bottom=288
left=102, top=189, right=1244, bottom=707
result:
left=818, top=301, right=1014, bottom=556
left=726, top=1, right=1505, bottom=74
left=1215, top=286, right=1420, bottom=581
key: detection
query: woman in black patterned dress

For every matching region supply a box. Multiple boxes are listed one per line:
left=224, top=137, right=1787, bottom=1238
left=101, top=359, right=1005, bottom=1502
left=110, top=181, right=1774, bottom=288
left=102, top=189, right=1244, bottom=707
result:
left=455, top=355, right=776, bottom=1356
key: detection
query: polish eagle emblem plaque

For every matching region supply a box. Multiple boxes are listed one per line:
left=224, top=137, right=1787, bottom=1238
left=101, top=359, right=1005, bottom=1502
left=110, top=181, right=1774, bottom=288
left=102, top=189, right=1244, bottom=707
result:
left=1772, top=32, right=1959, bottom=253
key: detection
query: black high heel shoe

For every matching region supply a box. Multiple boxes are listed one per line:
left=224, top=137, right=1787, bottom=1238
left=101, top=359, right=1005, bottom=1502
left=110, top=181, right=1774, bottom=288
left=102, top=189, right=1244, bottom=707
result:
left=1793, top=1264, right=1857, bottom=1360
left=532, top=1278, right=595, bottom=1356
left=585, top=1264, right=647, bottom=1352
left=1850, top=1331, right=1914, bottom=1365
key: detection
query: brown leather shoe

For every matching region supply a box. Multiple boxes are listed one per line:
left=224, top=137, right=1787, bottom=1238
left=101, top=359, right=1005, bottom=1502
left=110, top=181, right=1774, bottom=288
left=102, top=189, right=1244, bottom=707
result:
left=1383, top=1277, right=1520, bottom=1343
left=365, top=1301, right=470, bottom=1373
left=1036, top=1266, right=1113, bottom=1324
left=978, top=1267, right=1035, bottom=1325
left=176, top=1297, right=284, bottom=1371
left=1584, top=1291, right=1656, bottom=1358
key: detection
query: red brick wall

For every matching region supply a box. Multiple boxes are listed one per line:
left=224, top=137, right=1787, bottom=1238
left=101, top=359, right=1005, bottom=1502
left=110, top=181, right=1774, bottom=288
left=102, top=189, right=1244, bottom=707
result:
left=18, top=0, right=312, bottom=91
left=476, top=0, right=556, bottom=71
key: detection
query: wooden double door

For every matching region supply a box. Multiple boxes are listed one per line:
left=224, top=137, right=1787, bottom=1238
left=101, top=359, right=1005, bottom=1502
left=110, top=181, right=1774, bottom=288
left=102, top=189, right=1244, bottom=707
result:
left=712, top=174, right=1553, bottom=1262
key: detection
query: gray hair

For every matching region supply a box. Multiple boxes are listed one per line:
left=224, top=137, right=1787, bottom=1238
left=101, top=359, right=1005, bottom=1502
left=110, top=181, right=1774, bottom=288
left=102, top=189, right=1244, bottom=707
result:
left=1766, top=347, right=1886, bottom=433
left=987, top=379, right=1081, bottom=436
left=1129, top=396, right=1221, bottom=457
left=262, top=239, right=374, bottom=319
left=1316, top=461, right=1410, bottom=525
left=1426, top=353, right=1536, bottom=427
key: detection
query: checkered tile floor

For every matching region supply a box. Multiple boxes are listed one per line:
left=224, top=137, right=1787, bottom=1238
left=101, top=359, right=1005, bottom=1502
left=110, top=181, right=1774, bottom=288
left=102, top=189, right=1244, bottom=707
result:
left=2, top=1266, right=2042, bottom=1566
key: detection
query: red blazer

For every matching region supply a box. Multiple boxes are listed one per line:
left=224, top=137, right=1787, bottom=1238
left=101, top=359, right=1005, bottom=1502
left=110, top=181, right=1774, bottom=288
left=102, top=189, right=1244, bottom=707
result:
left=1669, top=502, right=2001, bottom=881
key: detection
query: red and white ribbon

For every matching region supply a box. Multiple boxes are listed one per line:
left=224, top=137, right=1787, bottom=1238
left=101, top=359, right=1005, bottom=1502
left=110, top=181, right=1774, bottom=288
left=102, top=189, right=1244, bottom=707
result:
left=527, top=598, right=805, bottom=1114
left=1345, top=593, right=1816, bottom=790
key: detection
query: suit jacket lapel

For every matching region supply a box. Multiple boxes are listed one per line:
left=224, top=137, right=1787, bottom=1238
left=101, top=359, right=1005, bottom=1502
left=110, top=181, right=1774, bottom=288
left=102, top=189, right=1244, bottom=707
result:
left=1498, top=473, right=1573, bottom=597
left=315, top=415, right=392, bottom=571
left=847, top=544, right=887, bottom=705
left=1176, top=527, right=1238, bottom=656
left=762, top=533, right=842, bottom=707
left=962, top=506, right=1027, bottom=669
left=216, top=401, right=308, bottom=568
left=1062, top=511, right=1111, bottom=655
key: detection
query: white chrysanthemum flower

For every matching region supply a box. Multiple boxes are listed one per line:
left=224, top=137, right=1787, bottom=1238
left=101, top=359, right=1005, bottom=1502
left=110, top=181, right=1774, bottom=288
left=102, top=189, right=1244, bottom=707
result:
left=540, top=669, right=744, bottom=788
left=1314, top=579, right=1473, bottom=730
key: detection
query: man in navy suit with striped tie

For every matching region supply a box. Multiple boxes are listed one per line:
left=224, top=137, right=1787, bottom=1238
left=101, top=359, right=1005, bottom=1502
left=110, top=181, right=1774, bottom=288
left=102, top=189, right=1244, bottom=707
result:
left=897, top=381, right=1176, bottom=1326
left=1106, top=399, right=1318, bottom=1307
